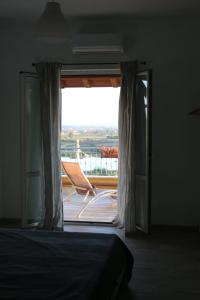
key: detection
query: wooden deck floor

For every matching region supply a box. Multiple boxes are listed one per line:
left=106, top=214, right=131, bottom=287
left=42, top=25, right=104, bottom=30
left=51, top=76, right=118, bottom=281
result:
left=63, top=187, right=117, bottom=223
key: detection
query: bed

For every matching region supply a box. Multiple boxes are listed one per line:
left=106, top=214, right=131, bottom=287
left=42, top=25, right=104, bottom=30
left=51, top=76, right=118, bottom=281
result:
left=0, top=229, right=133, bottom=300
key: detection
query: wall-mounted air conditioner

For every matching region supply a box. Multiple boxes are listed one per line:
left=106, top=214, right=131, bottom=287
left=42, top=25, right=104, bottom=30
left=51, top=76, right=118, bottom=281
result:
left=71, top=34, right=124, bottom=54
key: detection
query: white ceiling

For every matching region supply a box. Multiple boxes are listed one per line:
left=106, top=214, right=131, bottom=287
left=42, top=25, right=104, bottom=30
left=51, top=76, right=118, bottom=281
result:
left=0, top=0, right=200, bottom=21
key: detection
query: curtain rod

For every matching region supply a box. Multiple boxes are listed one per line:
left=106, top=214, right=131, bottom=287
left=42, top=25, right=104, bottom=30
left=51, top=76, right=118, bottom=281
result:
left=32, top=62, right=121, bottom=67
left=19, top=71, right=37, bottom=74
left=32, top=61, right=147, bottom=70
left=32, top=61, right=147, bottom=67
left=62, top=62, right=120, bottom=66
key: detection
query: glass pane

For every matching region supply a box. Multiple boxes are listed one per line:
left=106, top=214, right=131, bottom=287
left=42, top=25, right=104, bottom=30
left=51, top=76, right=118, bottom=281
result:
left=135, top=72, right=150, bottom=233
left=22, top=74, right=43, bottom=226
left=25, top=175, right=43, bottom=223
left=135, top=76, right=148, bottom=175
left=25, top=77, right=42, bottom=172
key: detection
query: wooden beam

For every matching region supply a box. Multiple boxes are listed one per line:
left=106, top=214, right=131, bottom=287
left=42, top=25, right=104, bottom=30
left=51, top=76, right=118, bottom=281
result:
left=110, top=77, right=119, bottom=87
left=82, top=79, right=91, bottom=88
left=61, top=75, right=121, bottom=88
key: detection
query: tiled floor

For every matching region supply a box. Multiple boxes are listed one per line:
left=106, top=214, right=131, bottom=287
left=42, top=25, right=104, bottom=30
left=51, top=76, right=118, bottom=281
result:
left=64, top=224, right=200, bottom=300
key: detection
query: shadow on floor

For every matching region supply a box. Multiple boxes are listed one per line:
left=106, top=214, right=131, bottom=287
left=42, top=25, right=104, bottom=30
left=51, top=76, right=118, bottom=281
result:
left=117, top=284, right=134, bottom=300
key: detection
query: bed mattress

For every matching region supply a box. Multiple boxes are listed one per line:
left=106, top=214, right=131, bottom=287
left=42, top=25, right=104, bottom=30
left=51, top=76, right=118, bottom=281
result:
left=0, top=229, right=133, bottom=300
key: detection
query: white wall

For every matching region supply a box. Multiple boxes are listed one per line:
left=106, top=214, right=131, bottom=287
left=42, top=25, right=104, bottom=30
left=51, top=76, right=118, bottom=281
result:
left=0, top=17, right=200, bottom=226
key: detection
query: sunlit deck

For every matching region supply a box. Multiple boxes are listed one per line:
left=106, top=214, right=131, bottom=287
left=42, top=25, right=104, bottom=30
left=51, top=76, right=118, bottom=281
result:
left=62, top=180, right=117, bottom=223
left=61, top=145, right=118, bottom=222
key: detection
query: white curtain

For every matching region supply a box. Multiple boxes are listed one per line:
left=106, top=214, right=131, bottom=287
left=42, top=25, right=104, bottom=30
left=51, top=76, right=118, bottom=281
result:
left=116, top=61, right=137, bottom=234
left=36, top=63, right=63, bottom=230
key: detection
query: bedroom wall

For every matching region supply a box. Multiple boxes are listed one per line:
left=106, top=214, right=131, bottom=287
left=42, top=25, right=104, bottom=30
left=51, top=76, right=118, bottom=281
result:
left=0, top=64, right=3, bottom=218
left=0, top=17, right=200, bottom=226
left=0, top=118, right=2, bottom=218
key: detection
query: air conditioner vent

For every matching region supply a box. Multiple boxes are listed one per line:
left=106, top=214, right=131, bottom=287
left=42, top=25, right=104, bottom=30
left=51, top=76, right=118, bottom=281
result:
left=71, top=34, right=124, bottom=54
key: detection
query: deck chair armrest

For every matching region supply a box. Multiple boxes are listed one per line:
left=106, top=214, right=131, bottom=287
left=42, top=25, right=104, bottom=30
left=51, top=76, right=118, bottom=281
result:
left=73, top=185, right=90, bottom=191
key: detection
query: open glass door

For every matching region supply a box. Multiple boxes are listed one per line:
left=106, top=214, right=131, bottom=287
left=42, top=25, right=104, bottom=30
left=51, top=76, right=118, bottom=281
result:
left=20, top=73, right=44, bottom=228
left=135, top=70, right=152, bottom=233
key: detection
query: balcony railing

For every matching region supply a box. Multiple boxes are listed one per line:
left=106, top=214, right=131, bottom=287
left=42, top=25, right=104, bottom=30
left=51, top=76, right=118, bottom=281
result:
left=61, top=145, right=118, bottom=176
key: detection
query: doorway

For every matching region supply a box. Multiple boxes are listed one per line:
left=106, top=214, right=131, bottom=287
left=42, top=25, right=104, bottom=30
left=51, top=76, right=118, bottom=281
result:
left=19, top=65, right=151, bottom=231
left=60, top=75, right=121, bottom=223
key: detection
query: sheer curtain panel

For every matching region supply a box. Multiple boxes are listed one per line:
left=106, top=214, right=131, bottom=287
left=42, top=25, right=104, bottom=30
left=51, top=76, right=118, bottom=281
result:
left=117, top=61, right=137, bottom=234
left=36, top=63, right=63, bottom=230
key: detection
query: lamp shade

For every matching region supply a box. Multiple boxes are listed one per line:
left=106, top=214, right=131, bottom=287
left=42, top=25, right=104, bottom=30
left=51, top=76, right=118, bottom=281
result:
left=35, top=2, right=67, bottom=43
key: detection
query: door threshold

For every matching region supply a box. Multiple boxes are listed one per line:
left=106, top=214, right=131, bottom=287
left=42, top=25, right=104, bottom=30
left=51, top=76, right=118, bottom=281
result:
left=64, top=220, right=116, bottom=227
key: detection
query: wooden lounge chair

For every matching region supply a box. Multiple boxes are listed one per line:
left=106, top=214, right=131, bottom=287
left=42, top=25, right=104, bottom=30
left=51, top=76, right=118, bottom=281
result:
left=61, top=161, right=116, bottom=218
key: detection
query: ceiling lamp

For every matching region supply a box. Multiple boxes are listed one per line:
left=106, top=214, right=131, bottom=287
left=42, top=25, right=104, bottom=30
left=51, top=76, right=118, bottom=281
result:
left=35, top=1, right=67, bottom=43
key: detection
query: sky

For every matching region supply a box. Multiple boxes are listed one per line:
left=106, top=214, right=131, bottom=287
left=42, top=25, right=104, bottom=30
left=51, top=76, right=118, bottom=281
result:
left=62, top=87, right=120, bottom=127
